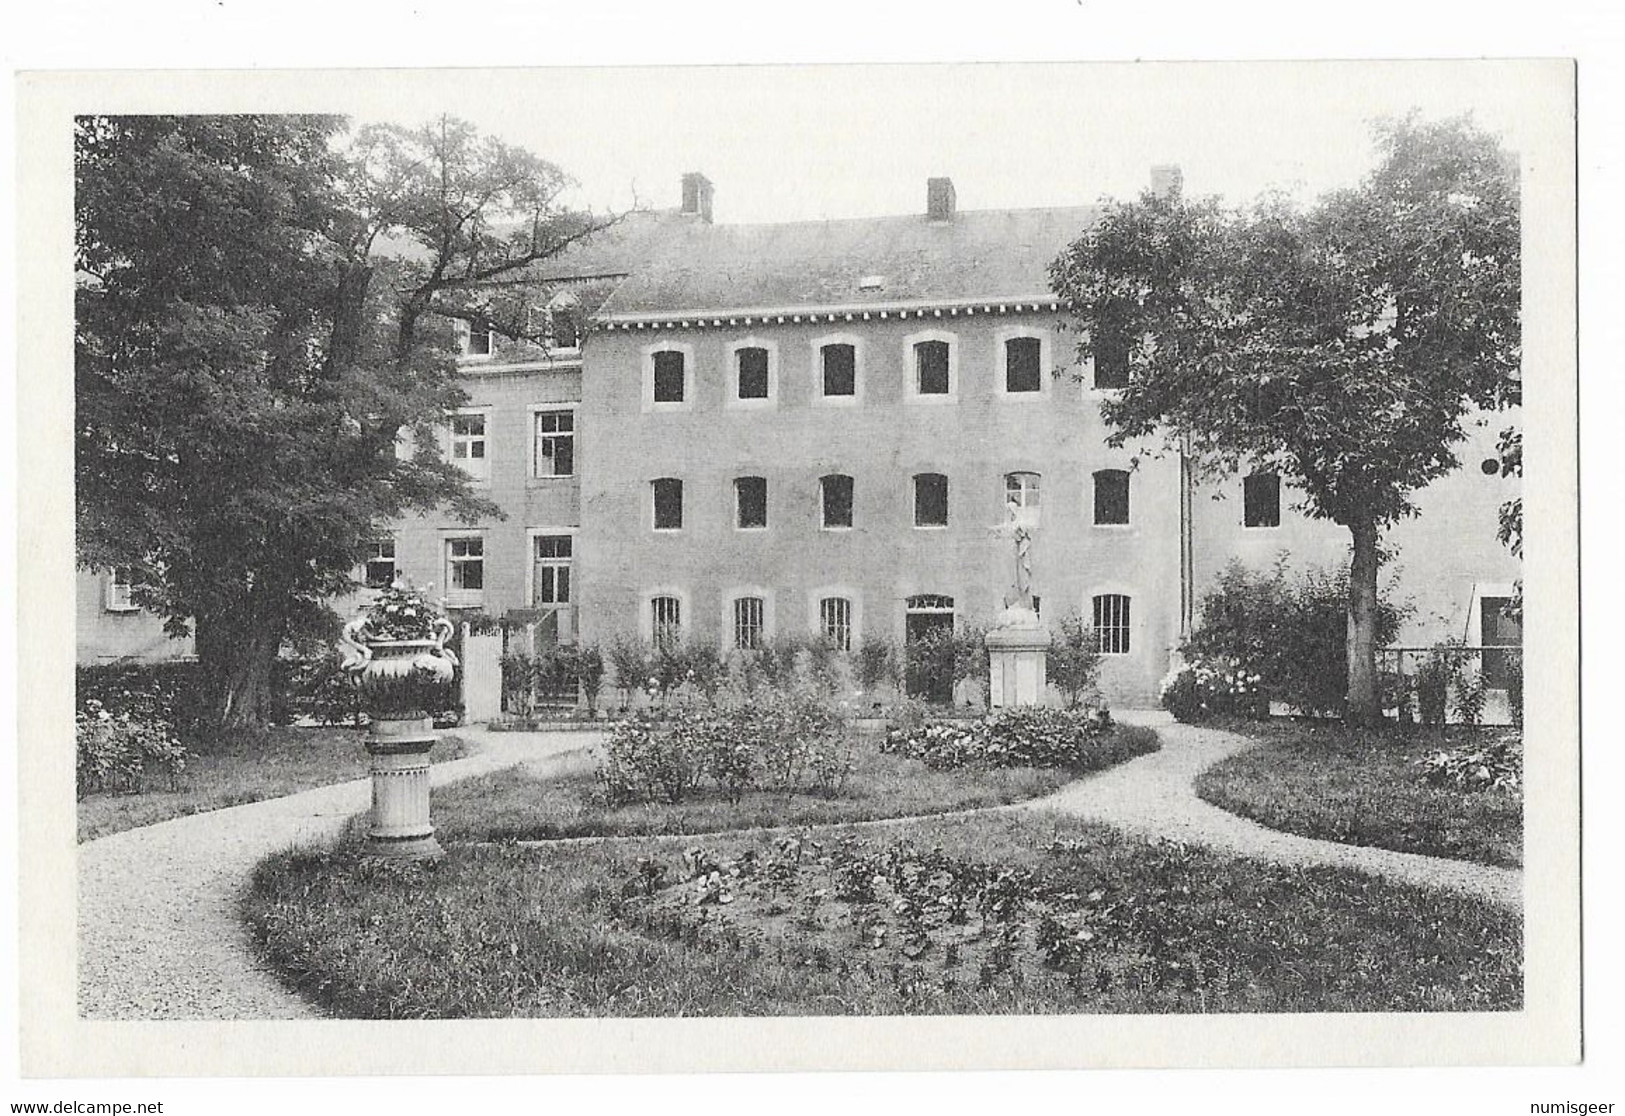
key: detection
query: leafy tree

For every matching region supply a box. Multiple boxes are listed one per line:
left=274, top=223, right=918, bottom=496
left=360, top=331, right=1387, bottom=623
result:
left=76, top=114, right=617, bottom=729
left=1050, top=115, right=1520, bottom=722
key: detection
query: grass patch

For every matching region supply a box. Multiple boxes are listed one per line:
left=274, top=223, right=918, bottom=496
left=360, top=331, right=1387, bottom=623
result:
left=244, top=808, right=1522, bottom=1018
left=78, top=727, right=474, bottom=843
left=1194, top=718, right=1522, bottom=868
left=432, top=724, right=1158, bottom=842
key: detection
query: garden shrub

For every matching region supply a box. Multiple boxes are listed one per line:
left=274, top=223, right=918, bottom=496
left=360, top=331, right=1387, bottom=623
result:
left=881, top=705, right=1139, bottom=771
left=903, top=627, right=959, bottom=703
left=76, top=697, right=189, bottom=798
left=1048, top=615, right=1103, bottom=708
left=1418, top=733, right=1521, bottom=792
left=1185, top=558, right=1406, bottom=717
left=76, top=662, right=208, bottom=741
left=1158, top=654, right=1265, bottom=724
left=286, top=650, right=363, bottom=727
left=855, top=638, right=898, bottom=697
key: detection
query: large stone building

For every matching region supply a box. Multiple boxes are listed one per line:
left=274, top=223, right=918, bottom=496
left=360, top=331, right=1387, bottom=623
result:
left=79, top=170, right=1522, bottom=705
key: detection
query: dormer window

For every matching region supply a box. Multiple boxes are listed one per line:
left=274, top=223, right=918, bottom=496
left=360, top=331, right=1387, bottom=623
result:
left=858, top=275, right=886, bottom=292
left=455, top=319, right=496, bottom=360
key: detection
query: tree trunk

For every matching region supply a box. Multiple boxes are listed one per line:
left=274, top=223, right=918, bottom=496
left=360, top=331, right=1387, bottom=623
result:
left=195, top=609, right=288, bottom=731
left=1346, top=516, right=1382, bottom=725
left=324, top=260, right=373, bottom=379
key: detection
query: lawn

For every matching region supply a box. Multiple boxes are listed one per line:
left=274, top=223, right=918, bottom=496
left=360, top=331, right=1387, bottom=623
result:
left=431, top=723, right=1159, bottom=842
left=78, top=726, right=474, bottom=843
left=1193, top=718, right=1522, bottom=868
left=244, top=808, right=1523, bottom=1018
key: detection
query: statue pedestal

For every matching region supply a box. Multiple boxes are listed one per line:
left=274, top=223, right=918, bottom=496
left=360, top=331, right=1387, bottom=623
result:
left=363, top=715, right=444, bottom=860
left=986, top=607, right=1051, bottom=708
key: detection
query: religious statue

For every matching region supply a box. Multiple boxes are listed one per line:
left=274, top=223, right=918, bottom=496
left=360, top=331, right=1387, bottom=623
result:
left=995, top=498, right=1039, bottom=624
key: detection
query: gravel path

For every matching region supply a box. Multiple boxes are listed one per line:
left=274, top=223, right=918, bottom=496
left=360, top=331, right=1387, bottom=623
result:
left=76, top=728, right=598, bottom=1020
left=1029, top=711, right=1523, bottom=907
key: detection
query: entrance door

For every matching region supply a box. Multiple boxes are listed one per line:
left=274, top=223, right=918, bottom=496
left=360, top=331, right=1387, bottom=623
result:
left=1480, top=597, right=1521, bottom=689
left=905, top=595, right=956, bottom=703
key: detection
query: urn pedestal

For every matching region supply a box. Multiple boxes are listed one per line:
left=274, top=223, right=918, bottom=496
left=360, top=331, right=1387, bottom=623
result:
left=986, top=606, right=1051, bottom=708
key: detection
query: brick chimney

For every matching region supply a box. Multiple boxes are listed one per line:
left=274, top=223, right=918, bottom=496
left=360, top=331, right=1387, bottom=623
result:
left=926, top=177, right=956, bottom=221
left=681, top=172, right=714, bottom=223
left=1149, top=164, right=1184, bottom=199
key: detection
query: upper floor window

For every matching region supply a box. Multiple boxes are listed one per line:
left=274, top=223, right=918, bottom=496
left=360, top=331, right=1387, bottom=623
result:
left=735, top=476, right=768, bottom=530
left=820, top=474, right=854, bottom=529
left=363, top=540, right=396, bottom=590
left=914, top=339, right=951, bottom=395
left=1093, top=468, right=1130, bottom=526
left=450, top=412, right=489, bottom=480
left=541, top=292, right=581, bottom=349
left=446, top=537, right=485, bottom=606
left=736, top=347, right=770, bottom=401
left=104, top=568, right=139, bottom=612
left=1004, top=471, right=1041, bottom=510
left=914, top=472, right=949, bottom=528
left=534, top=409, right=575, bottom=477
left=1092, top=324, right=1129, bottom=390
left=1244, top=472, right=1281, bottom=528
left=733, top=596, right=766, bottom=651
left=455, top=319, right=496, bottom=360
left=653, top=350, right=687, bottom=403
left=651, top=595, right=683, bottom=647
left=820, top=342, right=857, bottom=399
left=652, top=478, right=684, bottom=531
left=819, top=596, right=854, bottom=652
left=1004, top=336, right=1043, bottom=394
left=1093, top=593, right=1132, bottom=655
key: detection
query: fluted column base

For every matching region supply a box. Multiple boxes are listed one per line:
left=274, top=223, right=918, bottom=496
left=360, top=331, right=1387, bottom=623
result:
left=363, top=716, right=444, bottom=861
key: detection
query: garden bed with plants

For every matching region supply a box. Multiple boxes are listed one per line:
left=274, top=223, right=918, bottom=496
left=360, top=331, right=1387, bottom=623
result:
left=1192, top=718, right=1522, bottom=868
left=435, top=702, right=1158, bottom=842
left=244, top=808, right=1522, bottom=1018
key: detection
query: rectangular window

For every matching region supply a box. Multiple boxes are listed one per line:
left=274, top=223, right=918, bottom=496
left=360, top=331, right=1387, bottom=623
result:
left=1005, top=336, right=1042, bottom=393
left=819, top=597, right=853, bottom=652
left=1093, top=594, right=1131, bottom=655
left=653, top=350, right=686, bottom=403
left=652, top=478, right=684, bottom=530
left=914, top=473, right=949, bottom=528
left=534, top=410, right=575, bottom=477
left=450, top=413, right=489, bottom=479
left=446, top=538, right=485, bottom=603
left=1005, top=472, right=1041, bottom=509
left=652, top=596, right=682, bottom=646
left=736, top=347, right=770, bottom=400
left=1093, top=325, right=1129, bottom=389
left=105, top=568, right=138, bottom=612
left=822, top=344, right=856, bottom=397
left=457, top=320, right=495, bottom=358
left=733, top=597, right=765, bottom=651
left=735, top=476, right=768, bottom=529
left=915, top=340, right=950, bottom=395
left=534, top=534, right=572, bottom=606
left=363, top=540, right=396, bottom=590
left=820, top=474, right=854, bottom=529
left=1093, top=469, right=1130, bottom=526
left=1244, top=472, right=1281, bottom=528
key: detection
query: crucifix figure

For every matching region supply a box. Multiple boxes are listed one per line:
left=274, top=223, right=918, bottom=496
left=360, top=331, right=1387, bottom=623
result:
left=999, top=498, right=1035, bottom=612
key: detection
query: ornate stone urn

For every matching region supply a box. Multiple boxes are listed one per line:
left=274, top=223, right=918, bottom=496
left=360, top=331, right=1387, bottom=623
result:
left=338, top=583, right=458, bottom=860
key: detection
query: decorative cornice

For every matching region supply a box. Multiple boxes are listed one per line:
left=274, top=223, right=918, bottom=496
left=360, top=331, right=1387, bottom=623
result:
left=596, top=296, right=1068, bottom=332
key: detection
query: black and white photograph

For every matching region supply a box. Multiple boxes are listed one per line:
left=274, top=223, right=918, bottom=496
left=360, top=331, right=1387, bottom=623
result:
left=6, top=15, right=1600, bottom=1112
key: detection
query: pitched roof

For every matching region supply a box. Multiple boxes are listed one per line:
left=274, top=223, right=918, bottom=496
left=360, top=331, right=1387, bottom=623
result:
left=595, top=205, right=1101, bottom=319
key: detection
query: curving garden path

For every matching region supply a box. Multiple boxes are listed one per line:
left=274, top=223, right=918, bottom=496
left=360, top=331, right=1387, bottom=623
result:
left=77, top=713, right=1520, bottom=1020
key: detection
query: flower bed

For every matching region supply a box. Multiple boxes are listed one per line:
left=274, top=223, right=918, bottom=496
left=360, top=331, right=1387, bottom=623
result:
left=880, top=705, right=1148, bottom=771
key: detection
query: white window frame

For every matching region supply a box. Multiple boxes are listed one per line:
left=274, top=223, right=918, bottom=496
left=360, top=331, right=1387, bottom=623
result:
left=454, top=319, right=497, bottom=362
left=529, top=402, right=579, bottom=480
left=811, top=333, right=865, bottom=407
left=447, top=407, right=493, bottom=482
left=443, top=534, right=487, bottom=609
left=725, top=337, right=780, bottom=410
left=525, top=526, right=579, bottom=609
left=808, top=587, right=862, bottom=652
left=819, top=473, right=855, bottom=531
left=642, top=587, right=691, bottom=646
left=995, top=327, right=1051, bottom=400
left=1091, top=467, right=1133, bottom=529
left=722, top=587, right=776, bottom=652
left=1089, top=589, right=1136, bottom=656
left=912, top=471, right=951, bottom=530
left=1242, top=470, right=1283, bottom=530
left=651, top=477, right=685, bottom=532
left=1003, top=471, right=1042, bottom=525
left=104, top=568, right=139, bottom=612
left=734, top=475, right=769, bottom=532
left=361, top=539, right=397, bottom=591
left=642, top=340, right=696, bottom=413
left=903, top=329, right=959, bottom=404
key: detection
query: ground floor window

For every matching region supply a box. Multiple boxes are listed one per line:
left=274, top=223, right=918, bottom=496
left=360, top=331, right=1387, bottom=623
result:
left=363, top=540, right=396, bottom=590
left=104, top=567, right=138, bottom=612
left=533, top=535, right=572, bottom=606
left=1093, top=593, right=1131, bottom=654
left=652, top=595, right=682, bottom=646
left=446, top=537, right=485, bottom=603
left=733, top=596, right=765, bottom=650
left=819, top=596, right=853, bottom=651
